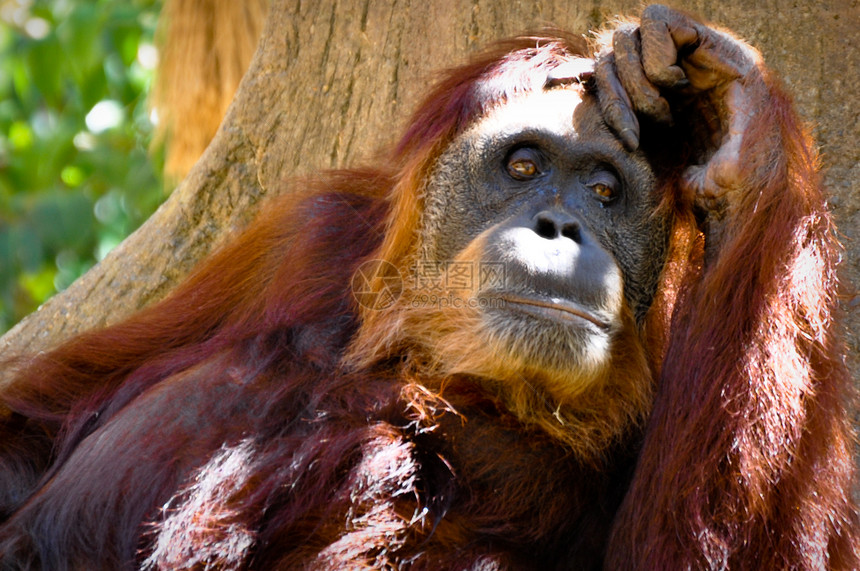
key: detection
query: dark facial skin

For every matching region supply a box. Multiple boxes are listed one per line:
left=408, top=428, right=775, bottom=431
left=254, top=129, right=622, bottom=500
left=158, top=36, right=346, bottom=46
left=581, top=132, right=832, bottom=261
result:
left=418, top=87, right=670, bottom=371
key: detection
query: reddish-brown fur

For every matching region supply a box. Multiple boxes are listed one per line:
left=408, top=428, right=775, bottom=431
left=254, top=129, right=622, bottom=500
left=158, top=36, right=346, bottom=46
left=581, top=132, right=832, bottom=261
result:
left=0, top=21, right=857, bottom=571
left=606, top=71, right=860, bottom=569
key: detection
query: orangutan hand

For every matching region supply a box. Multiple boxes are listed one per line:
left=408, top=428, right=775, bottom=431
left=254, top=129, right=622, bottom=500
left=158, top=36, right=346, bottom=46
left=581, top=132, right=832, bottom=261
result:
left=595, top=4, right=766, bottom=223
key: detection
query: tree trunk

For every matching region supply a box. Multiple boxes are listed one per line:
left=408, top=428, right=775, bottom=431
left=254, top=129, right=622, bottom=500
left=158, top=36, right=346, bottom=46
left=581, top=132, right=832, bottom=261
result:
left=2, top=0, right=858, bottom=390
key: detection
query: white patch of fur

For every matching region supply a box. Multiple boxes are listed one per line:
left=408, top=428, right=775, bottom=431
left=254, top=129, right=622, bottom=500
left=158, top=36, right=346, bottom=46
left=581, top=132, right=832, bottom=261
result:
left=141, top=440, right=259, bottom=570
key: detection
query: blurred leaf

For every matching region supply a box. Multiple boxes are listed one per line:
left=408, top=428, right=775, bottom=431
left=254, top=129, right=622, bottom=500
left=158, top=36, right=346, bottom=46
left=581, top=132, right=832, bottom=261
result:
left=25, top=35, right=65, bottom=108
left=8, top=121, right=33, bottom=149
left=9, top=54, right=33, bottom=104
left=18, top=266, right=55, bottom=306
left=56, top=4, right=105, bottom=86
left=61, top=165, right=85, bottom=187
left=0, top=0, right=165, bottom=332
left=29, top=190, right=95, bottom=251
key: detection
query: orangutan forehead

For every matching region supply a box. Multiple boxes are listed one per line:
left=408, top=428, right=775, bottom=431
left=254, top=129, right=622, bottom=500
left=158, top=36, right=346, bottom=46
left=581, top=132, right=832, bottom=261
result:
left=479, top=88, right=584, bottom=130
left=471, top=50, right=594, bottom=114
left=394, top=38, right=595, bottom=160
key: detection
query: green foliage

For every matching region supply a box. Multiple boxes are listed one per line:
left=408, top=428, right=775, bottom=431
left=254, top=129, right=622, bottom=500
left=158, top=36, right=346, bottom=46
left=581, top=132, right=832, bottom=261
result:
left=0, top=0, right=164, bottom=333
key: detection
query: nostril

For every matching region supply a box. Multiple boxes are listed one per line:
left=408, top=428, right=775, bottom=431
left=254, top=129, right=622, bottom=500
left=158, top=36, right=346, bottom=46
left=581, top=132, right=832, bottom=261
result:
left=534, top=215, right=558, bottom=239
left=532, top=211, right=582, bottom=243
left=561, top=222, right=581, bottom=244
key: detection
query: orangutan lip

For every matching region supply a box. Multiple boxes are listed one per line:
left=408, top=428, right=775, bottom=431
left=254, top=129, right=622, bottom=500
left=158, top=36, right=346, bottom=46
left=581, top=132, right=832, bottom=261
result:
left=495, top=294, right=610, bottom=331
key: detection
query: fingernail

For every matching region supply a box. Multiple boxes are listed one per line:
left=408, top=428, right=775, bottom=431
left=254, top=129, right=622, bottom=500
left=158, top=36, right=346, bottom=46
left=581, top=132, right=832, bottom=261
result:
left=673, top=77, right=691, bottom=90
left=619, top=127, right=639, bottom=150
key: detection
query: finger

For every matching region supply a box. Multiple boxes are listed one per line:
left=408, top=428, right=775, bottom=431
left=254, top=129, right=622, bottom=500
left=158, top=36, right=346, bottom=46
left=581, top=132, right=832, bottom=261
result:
left=594, top=53, right=640, bottom=151
left=611, top=24, right=672, bottom=124
left=669, top=24, right=699, bottom=51
left=640, top=4, right=697, bottom=89
left=681, top=42, right=749, bottom=91
left=680, top=139, right=742, bottom=213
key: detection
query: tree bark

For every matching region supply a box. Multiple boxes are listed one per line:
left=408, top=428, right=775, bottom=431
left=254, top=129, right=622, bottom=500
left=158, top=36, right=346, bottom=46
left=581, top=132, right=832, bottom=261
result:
left=2, top=0, right=858, bottom=389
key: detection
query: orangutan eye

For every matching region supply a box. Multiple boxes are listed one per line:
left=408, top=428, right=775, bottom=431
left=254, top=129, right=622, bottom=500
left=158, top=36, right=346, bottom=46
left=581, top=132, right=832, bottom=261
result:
left=587, top=172, right=620, bottom=204
left=591, top=182, right=614, bottom=198
left=506, top=148, right=542, bottom=180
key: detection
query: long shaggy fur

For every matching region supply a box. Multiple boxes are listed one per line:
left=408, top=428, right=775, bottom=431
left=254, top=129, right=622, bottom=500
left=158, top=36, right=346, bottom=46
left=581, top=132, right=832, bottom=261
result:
left=605, top=70, right=860, bottom=569
left=0, top=19, right=857, bottom=571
